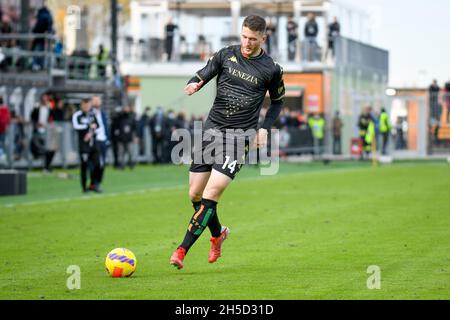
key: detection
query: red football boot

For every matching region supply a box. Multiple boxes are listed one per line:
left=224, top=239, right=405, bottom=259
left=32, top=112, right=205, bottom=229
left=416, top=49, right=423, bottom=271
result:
left=208, top=227, right=230, bottom=263
left=170, top=247, right=186, bottom=269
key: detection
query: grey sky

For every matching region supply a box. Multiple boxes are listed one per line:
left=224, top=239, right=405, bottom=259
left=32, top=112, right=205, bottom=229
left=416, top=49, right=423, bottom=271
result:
left=347, top=0, right=450, bottom=88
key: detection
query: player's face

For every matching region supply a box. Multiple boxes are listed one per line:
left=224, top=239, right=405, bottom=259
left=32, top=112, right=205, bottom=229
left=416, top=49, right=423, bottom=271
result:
left=81, top=102, right=91, bottom=113
left=240, top=26, right=266, bottom=58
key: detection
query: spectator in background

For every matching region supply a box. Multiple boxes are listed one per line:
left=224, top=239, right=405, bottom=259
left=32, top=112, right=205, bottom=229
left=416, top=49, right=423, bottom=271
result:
left=332, top=110, right=343, bottom=155
left=358, top=107, right=372, bottom=159
left=138, top=106, right=151, bottom=156
left=327, top=17, right=340, bottom=58
left=97, top=44, right=108, bottom=79
left=30, top=93, right=56, bottom=171
left=51, top=98, right=66, bottom=122
left=179, top=35, right=188, bottom=57
left=288, top=110, right=301, bottom=128
left=165, top=17, right=178, bottom=61
left=188, top=114, right=197, bottom=134
left=30, top=93, right=53, bottom=168
left=31, top=1, right=54, bottom=71
left=0, top=97, right=10, bottom=159
left=279, top=125, right=290, bottom=149
left=0, top=13, right=14, bottom=71
left=429, top=80, right=441, bottom=124
left=266, top=19, right=276, bottom=56
left=176, top=112, right=188, bottom=130
left=304, top=13, right=319, bottom=62
left=286, top=16, right=298, bottom=61
left=278, top=107, right=290, bottom=127
left=379, top=108, right=391, bottom=155
left=445, top=78, right=450, bottom=123
left=0, top=12, right=13, bottom=43
left=10, top=110, right=25, bottom=161
left=110, top=107, right=122, bottom=168
left=150, top=106, right=166, bottom=164
left=117, top=105, right=137, bottom=169
left=372, top=108, right=380, bottom=152
left=53, top=37, right=64, bottom=68
left=65, top=104, right=76, bottom=122
left=92, top=95, right=109, bottom=190
left=196, top=35, right=208, bottom=61
left=394, top=117, right=405, bottom=150
left=308, top=113, right=325, bottom=155
left=165, top=109, right=178, bottom=163
left=44, top=106, right=60, bottom=173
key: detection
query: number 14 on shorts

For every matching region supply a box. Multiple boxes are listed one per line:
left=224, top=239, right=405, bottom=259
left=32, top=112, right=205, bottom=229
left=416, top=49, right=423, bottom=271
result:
left=222, top=156, right=238, bottom=174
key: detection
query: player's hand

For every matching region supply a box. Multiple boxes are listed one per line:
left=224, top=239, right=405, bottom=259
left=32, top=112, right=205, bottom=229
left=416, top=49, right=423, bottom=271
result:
left=90, top=123, right=98, bottom=130
left=253, top=128, right=268, bottom=149
left=84, top=132, right=92, bottom=142
left=184, top=81, right=204, bottom=96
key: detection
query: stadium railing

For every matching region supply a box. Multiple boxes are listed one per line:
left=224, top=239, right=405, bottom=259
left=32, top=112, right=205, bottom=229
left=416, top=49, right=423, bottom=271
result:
left=0, top=121, right=150, bottom=169
left=118, top=34, right=332, bottom=66
left=0, top=33, right=113, bottom=81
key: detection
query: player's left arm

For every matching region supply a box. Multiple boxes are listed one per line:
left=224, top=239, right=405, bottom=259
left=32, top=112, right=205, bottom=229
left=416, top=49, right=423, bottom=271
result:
left=256, top=64, right=286, bottom=148
left=184, top=48, right=226, bottom=96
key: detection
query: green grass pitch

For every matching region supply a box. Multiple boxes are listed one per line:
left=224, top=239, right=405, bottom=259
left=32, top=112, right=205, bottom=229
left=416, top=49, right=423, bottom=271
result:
left=0, top=161, right=449, bottom=299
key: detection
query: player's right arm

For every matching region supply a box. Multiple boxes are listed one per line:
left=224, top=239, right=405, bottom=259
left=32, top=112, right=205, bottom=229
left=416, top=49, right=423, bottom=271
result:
left=72, top=111, right=88, bottom=131
left=184, top=47, right=226, bottom=96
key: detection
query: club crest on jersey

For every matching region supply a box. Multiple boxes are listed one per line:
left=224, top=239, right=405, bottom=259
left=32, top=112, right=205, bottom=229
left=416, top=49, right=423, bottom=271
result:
left=228, top=56, right=238, bottom=63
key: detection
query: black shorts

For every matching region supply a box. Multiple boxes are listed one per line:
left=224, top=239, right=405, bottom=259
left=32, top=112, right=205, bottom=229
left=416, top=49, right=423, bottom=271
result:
left=189, top=129, right=251, bottom=180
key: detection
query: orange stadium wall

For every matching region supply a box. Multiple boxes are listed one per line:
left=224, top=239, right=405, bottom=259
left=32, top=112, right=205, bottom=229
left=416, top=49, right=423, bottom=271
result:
left=284, top=73, right=324, bottom=114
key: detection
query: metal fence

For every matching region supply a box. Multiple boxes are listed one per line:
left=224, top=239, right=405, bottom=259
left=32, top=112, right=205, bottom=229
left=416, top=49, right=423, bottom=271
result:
left=0, top=121, right=153, bottom=169
left=0, top=120, right=334, bottom=169
left=0, top=33, right=114, bottom=81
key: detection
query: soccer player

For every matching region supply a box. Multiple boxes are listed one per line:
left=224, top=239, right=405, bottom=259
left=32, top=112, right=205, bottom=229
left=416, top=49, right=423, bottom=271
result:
left=170, top=15, right=285, bottom=269
left=72, top=99, right=101, bottom=193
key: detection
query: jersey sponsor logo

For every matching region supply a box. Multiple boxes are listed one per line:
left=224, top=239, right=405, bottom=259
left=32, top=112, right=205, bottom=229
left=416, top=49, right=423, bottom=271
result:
left=227, top=67, right=259, bottom=85
left=228, top=56, right=238, bottom=63
left=278, top=86, right=284, bottom=95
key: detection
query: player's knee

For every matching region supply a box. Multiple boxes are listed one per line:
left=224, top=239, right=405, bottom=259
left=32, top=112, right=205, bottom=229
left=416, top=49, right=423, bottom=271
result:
left=189, top=189, right=202, bottom=202
left=202, top=186, right=223, bottom=201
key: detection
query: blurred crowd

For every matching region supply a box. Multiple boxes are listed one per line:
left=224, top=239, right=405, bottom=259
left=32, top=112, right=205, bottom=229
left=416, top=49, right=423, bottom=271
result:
left=0, top=2, right=110, bottom=77
left=429, top=79, right=450, bottom=124
left=0, top=93, right=207, bottom=169
left=135, top=14, right=341, bottom=63
left=0, top=2, right=55, bottom=71
left=0, top=91, right=338, bottom=169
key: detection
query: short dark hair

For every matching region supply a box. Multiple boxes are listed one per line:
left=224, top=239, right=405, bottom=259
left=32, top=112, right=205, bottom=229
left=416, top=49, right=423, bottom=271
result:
left=243, top=15, right=266, bottom=34
left=82, top=98, right=90, bottom=104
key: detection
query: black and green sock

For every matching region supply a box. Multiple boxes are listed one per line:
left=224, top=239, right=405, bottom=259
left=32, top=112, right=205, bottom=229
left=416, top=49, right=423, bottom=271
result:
left=192, top=200, right=222, bottom=238
left=180, top=199, right=218, bottom=252
left=192, top=201, right=202, bottom=211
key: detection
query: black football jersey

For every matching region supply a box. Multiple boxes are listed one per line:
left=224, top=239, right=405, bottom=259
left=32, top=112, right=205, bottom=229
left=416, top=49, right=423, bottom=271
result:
left=72, top=110, right=99, bottom=152
left=189, top=45, right=285, bottom=131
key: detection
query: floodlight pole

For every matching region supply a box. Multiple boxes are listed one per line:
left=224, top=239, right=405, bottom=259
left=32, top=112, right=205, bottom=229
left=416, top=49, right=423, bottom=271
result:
left=111, top=0, right=118, bottom=75
left=20, top=0, right=30, bottom=50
